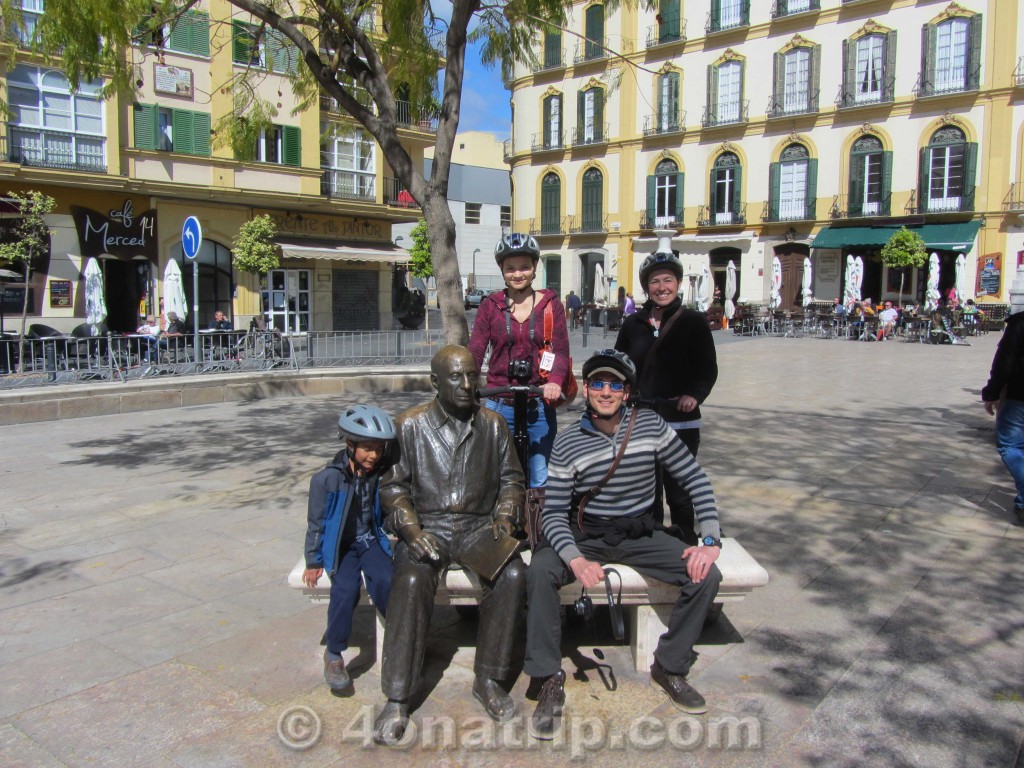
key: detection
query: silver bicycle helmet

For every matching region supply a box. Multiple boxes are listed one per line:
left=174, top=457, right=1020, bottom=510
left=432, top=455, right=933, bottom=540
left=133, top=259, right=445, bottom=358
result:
left=494, top=232, right=540, bottom=266
left=581, top=348, right=637, bottom=389
left=638, top=251, right=683, bottom=292
left=337, top=404, right=397, bottom=442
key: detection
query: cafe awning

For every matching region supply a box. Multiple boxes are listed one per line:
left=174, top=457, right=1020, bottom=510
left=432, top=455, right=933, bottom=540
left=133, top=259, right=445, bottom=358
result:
left=276, top=238, right=410, bottom=264
left=810, top=221, right=982, bottom=251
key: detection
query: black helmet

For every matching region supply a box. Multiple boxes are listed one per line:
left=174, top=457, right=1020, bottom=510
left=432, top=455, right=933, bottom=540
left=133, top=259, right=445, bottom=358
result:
left=638, top=251, right=683, bottom=292
left=337, top=404, right=397, bottom=442
left=582, top=349, right=637, bottom=389
left=494, top=233, right=540, bottom=266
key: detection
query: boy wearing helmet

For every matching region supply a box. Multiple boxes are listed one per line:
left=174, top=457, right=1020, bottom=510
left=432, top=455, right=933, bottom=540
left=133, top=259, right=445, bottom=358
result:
left=302, top=404, right=397, bottom=692
left=524, top=349, right=722, bottom=739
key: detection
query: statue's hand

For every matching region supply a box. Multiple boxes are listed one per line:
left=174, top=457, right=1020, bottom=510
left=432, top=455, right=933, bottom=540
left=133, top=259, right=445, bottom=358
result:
left=491, top=515, right=517, bottom=540
left=406, top=529, right=442, bottom=563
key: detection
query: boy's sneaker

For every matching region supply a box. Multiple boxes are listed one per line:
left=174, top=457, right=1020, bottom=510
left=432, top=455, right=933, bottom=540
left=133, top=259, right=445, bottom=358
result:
left=529, top=670, right=566, bottom=740
left=324, top=650, right=351, bottom=691
left=650, top=659, right=706, bottom=714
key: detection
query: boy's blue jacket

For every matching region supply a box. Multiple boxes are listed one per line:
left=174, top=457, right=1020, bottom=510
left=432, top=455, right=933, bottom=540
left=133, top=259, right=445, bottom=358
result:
left=304, top=448, right=392, bottom=574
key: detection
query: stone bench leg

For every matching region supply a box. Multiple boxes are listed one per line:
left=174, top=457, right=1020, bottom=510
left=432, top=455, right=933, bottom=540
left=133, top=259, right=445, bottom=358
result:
left=628, top=604, right=672, bottom=673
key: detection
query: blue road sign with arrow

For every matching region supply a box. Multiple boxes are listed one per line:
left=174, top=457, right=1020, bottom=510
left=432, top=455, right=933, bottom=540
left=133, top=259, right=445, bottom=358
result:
left=182, top=216, right=203, bottom=260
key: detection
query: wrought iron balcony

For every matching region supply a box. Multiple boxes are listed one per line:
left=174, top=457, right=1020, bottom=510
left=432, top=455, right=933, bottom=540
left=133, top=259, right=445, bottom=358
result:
left=834, top=77, right=895, bottom=109
left=766, top=90, right=819, bottom=119
left=321, top=169, right=376, bottom=201
left=571, top=124, right=609, bottom=148
left=6, top=128, right=106, bottom=173
left=382, top=177, right=419, bottom=209
left=531, top=132, right=565, bottom=152
left=533, top=49, right=565, bottom=73
left=912, top=71, right=979, bottom=99
left=567, top=214, right=609, bottom=234
left=643, top=113, right=686, bottom=137
left=639, top=213, right=683, bottom=230
left=1015, top=57, right=1024, bottom=87
left=528, top=217, right=567, bottom=236
left=706, top=8, right=749, bottom=35
left=906, top=188, right=976, bottom=214
left=503, top=139, right=512, bottom=161
left=1003, top=183, right=1024, bottom=212
left=829, top=193, right=892, bottom=219
left=700, top=101, right=749, bottom=129
left=697, top=204, right=746, bottom=227
left=771, top=0, right=820, bottom=18
left=645, top=16, right=686, bottom=48
left=574, top=39, right=609, bottom=65
left=762, top=200, right=817, bottom=223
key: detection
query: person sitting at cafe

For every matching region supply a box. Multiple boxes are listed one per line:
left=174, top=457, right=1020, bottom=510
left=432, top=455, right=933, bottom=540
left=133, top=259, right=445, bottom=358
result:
left=136, top=315, right=160, bottom=362
left=962, top=299, right=984, bottom=334
left=849, top=299, right=875, bottom=338
left=832, top=297, right=847, bottom=318
left=159, top=311, right=189, bottom=359
left=877, top=301, right=899, bottom=340
left=208, top=310, right=232, bottom=331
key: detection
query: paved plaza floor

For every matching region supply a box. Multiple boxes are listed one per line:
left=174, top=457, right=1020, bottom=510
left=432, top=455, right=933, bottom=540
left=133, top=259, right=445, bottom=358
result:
left=1, top=331, right=1023, bottom=767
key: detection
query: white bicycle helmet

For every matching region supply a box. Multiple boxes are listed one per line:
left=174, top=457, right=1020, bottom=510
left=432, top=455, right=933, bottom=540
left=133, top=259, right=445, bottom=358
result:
left=494, top=233, right=540, bottom=266
left=638, top=251, right=683, bottom=292
left=337, top=404, right=397, bottom=442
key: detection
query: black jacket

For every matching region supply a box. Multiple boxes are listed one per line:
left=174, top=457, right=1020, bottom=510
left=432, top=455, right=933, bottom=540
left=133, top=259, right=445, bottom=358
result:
left=614, top=297, right=718, bottom=428
left=982, top=312, right=1024, bottom=402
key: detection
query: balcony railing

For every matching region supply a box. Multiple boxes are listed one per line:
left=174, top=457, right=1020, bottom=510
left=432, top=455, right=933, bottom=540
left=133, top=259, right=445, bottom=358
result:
left=766, top=91, right=819, bottom=119
left=1015, top=57, right=1024, bottom=87
left=533, top=50, right=565, bottom=73
left=395, top=101, right=438, bottom=133
left=646, top=16, right=686, bottom=48
left=835, top=77, right=895, bottom=109
left=762, top=200, right=817, bottom=223
left=382, top=177, right=419, bottom=209
left=571, top=124, right=609, bottom=147
left=904, top=190, right=917, bottom=215
left=6, top=128, right=106, bottom=173
left=913, top=71, right=979, bottom=99
left=829, top=193, right=892, bottom=219
left=639, top=213, right=683, bottom=230
left=531, top=132, right=565, bottom=152
left=697, top=204, right=747, bottom=227
left=906, top=188, right=976, bottom=214
left=503, top=139, right=512, bottom=161
left=700, top=101, right=749, bottom=129
left=771, top=0, right=820, bottom=18
left=321, top=170, right=376, bottom=201
left=574, top=39, right=609, bottom=65
left=567, top=214, right=609, bottom=234
left=706, top=8, right=749, bottom=34
left=643, top=113, right=686, bottom=137
left=528, top=217, right=568, bottom=236
left=1003, top=183, right=1024, bottom=212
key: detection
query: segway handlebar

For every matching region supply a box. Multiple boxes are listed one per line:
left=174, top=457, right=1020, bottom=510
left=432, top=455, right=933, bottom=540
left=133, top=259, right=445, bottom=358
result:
left=477, top=385, right=545, bottom=398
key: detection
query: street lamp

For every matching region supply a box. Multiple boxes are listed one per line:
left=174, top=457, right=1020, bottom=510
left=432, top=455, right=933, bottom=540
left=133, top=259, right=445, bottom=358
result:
left=472, top=249, right=480, bottom=290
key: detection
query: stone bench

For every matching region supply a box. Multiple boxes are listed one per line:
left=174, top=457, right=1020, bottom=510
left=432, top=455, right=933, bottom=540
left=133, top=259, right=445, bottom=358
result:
left=288, top=537, right=769, bottom=672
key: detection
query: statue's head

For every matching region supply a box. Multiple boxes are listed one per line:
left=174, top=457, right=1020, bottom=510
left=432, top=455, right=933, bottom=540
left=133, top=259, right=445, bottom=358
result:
left=431, top=345, right=478, bottom=421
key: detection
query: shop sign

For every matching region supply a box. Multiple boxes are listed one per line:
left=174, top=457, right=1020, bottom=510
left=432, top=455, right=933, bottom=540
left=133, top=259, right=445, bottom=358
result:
left=976, top=253, right=1001, bottom=297
left=1, top=286, right=32, bottom=313
left=49, top=279, right=72, bottom=308
left=255, top=208, right=386, bottom=242
left=816, top=252, right=840, bottom=282
left=71, top=200, right=158, bottom=259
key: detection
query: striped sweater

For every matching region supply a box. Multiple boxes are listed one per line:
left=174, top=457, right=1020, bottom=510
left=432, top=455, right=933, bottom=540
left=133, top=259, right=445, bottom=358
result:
left=541, top=406, right=721, bottom=564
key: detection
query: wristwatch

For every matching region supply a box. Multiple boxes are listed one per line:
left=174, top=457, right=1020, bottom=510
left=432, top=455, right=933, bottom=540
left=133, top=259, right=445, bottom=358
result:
left=701, top=536, right=722, bottom=548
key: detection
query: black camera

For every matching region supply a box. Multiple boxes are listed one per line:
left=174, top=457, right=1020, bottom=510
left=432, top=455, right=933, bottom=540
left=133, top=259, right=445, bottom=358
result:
left=570, top=588, right=594, bottom=622
left=507, top=358, right=533, bottom=383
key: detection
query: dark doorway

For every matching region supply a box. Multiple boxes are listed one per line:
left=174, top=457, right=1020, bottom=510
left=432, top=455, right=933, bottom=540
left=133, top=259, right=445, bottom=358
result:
left=545, top=256, right=561, bottom=297
left=579, top=252, right=603, bottom=304
left=710, top=247, right=741, bottom=308
left=773, top=244, right=809, bottom=310
left=104, top=259, right=142, bottom=332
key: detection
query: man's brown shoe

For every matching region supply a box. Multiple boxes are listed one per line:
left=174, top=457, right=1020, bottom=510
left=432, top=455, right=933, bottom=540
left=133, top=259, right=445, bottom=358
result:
left=323, top=650, right=351, bottom=691
left=650, top=659, right=706, bottom=714
left=529, top=670, right=566, bottom=740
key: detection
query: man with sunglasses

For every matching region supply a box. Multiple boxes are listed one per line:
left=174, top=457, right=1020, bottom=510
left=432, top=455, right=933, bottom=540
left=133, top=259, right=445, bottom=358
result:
left=523, top=349, right=722, bottom=740
left=615, top=244, right=718, bottom=544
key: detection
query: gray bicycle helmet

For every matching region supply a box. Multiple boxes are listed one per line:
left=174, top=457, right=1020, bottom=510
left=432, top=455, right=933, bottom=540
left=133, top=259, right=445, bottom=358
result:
left=581, top=348, right=637, bottom=389
left=337, top=404, right=397, bottom=442
left=638, top=251, right=683, bottom=292
left=494, top=232, right=540, bottom=266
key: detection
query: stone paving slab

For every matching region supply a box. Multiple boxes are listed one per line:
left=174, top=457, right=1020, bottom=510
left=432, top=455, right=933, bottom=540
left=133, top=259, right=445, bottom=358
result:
left=1, top=333, right=1023, bottom=767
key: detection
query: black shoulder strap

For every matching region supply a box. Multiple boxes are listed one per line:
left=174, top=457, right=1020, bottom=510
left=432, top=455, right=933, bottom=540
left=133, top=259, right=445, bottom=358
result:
left=576, top=407, right=639, bottom=531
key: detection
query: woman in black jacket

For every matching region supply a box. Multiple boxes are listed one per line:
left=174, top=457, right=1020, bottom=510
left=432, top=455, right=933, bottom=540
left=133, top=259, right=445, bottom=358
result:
left=615, top=249, right=718, bottom=542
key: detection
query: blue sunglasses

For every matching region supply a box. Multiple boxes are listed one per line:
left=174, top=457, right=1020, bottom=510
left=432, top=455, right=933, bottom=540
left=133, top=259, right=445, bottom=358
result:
left=587, top=380, right=625, bottom=392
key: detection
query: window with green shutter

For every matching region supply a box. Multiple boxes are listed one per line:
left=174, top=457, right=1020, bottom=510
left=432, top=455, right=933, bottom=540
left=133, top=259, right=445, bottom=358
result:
left=849, top=135, right=884, bottom=217
left=544, top=30, right=562, bottom=68
left=133, top=103, right=158, bottom=150
left=168, top=10, right=210, bottom=57
left=581, top=167, right=603, bottom=231
left=134, top=104, right=210, bottom=156
left=921, top=14, right=982, bottom=96
left=232, top=20, right=262, bottom=66
left=541, top=173, right=561, bottom=233
left=584, top=5, right=604, bottom=60
left=282, top=126, right=301, bottom=166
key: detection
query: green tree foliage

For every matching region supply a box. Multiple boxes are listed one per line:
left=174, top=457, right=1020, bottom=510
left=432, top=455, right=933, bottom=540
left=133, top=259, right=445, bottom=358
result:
left=22, top=0, right=645, bottom=342
left=408, top=219, right=433, bottom=279
left=231, top=214, right=280, bottom=275
left=0, top=190, right=57, bottom=371
left=881, top=227, right=927, bottom=307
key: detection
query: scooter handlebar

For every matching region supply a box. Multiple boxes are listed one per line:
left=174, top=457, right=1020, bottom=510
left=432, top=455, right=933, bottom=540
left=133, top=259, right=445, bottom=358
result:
left=478, top=384, right=545, bottom=398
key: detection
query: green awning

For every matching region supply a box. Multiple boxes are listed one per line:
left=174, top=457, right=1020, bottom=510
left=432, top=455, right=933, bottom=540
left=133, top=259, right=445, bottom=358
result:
left=810, top=221, right=982, bottom=251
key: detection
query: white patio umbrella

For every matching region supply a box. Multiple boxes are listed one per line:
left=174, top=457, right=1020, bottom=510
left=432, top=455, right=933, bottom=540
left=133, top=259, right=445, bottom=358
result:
left=768, top=256, right=782, bottom=310
left=801, top=256, right=813, bottom=306
left=163, top=258, right=188, bottom=324
left=852, top=256, right=864, bottom=304
left=83, top=257, right=107, bottom=335
left=593, top=262, right=608, bottom=304
left=695, top=263, right=712, bottom=312
left=0, top=267, right=22, bottom=335
left=843, top=255, right=858, bottom=309
left=955, top=253, right=970, bottom=303
left=925, top=253, right=941, bottom=310
left=724, top=260, right=737, bottom=320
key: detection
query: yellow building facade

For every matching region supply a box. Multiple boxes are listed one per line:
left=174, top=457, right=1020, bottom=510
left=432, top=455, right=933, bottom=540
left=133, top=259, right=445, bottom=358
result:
left=0, top=1, right=430, bottom=334
left=506, top=0, right=1024, bottom=309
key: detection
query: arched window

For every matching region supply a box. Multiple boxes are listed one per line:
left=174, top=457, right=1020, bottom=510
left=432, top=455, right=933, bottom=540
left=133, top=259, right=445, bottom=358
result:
left=541, top=173, right=561, bottom=234
left=921, top=126, right=976, bottom=213
left=171, top=239, right=234, bottom=329
left=581, top=167, right=604, bottom=232
left=710, top=152, right=742, bottom=225
left=848, top=136, right=891, bottom=217
left=711, top=60, right=743, bottom=124
left=646, top=159, right=683, bottom=228
left=769, top=144, right=817, bottom=221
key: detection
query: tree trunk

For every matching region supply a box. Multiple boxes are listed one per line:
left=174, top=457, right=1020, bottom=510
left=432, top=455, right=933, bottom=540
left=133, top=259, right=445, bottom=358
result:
left=17, top=265, right=31, bottom=374
left=897, top=271, right=904, bottom=311
left=422, top=194, right=468, bottom=346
